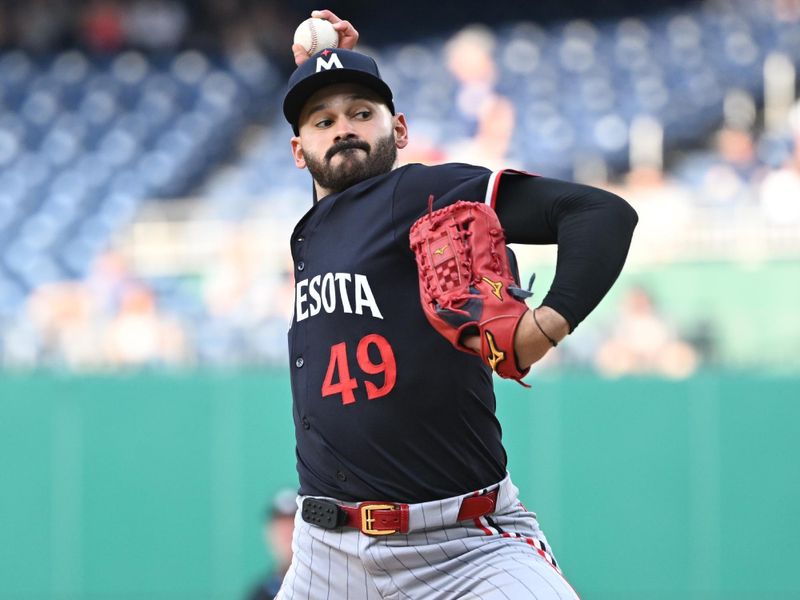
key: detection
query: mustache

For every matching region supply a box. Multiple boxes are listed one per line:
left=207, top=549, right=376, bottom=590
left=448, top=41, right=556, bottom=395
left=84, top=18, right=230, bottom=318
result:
left=326, top=139, right=371, bottom=161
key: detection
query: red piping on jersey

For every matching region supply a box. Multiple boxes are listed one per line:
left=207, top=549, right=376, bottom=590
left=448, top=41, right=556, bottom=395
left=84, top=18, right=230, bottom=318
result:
left=490, top=169, right=540, bottom=211
left=523, top=537, right=581, bottom=599
left=470, top=491, right=494, bottom=535
left=489, top=172, right=503, bottom=211
left=473, top=516, right=493, bottom=536
left=472, top=512, right=581, bottom=599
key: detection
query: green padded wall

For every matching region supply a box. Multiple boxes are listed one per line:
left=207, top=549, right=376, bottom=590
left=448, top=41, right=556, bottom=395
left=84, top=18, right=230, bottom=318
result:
left=1, top=372, right=798, bottom=599
left=515, top=258, right=800, bottom=372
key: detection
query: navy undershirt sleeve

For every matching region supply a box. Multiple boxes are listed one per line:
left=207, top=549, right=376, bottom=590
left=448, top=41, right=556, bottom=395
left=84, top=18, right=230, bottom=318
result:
left=494, top=175, right=638, bottom=331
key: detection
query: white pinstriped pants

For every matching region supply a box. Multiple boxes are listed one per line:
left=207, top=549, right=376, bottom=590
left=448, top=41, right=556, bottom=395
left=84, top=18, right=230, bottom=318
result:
left=275, top=474, right=580, bottom=600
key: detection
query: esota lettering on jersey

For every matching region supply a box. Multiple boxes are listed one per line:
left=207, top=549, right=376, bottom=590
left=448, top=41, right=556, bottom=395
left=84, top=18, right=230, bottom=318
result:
left=295, top=273, right=383, bottom=322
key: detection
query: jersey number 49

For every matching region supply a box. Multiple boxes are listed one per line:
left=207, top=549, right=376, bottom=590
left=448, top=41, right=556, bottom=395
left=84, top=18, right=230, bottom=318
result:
left=322, top=334, right=397, bottom=405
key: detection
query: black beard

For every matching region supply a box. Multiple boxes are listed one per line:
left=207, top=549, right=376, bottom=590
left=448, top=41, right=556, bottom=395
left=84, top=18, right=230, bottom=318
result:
left=304, top=134, right=397, bottom=195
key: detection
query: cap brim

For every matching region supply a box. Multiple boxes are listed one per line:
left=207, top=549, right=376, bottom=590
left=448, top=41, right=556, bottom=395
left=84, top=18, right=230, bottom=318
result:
left=283, top=68, right=395, bottom=134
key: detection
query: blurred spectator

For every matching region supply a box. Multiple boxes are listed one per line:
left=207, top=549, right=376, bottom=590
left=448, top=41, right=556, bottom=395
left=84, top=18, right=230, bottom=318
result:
left=759, top=133, right=800, bottom=224
left=697, top=126, right=765, bottom=208
left=202, top=228, right=264, bottom=320
left=443, top=25, right=519, bottom=170
left=228, top=3, right=294, bottom=56
left=716, top=127, right=762, bottom=181
left=203, top=230, right=291, bottom=311
left=199, top=228, right=293, bottom=365
left=247, top=488, right=297, bottom=600
left=621, top=166, right=694, bottom=255
left=13, top=282, right=102, bottom=370
left=14, top=0, right=70, bottom=51
left=772, top=0, right=800, bottom=22
left=0, top=5, right=10, bottom=47
left=80, top=0, right=126, bottom=52
left=124, top=0, right=188, bottom=50
left=595, top=286, right=700, bottom=379
left=105, top=282, right=189, bottom=367
left=0, top=252, right=134, bottom=370
left=397, top=132, right=448, bottom=165
left=84, top=250, right=134, bottom=317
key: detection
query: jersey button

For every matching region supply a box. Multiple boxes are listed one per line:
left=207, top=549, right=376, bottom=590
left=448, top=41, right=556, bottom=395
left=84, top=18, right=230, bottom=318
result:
left=296, top=236, right=305, bottom=243
left=336, top=470, right=347, bottom=482
left=301, top=417, right=310, bottom=430
left=297, top=261, right=305, bottom=271
left=295, top=356, right=304, bottom=368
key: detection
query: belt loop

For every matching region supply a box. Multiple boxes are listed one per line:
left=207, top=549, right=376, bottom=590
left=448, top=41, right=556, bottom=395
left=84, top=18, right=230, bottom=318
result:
left=457, top=489, right=498, bottom=521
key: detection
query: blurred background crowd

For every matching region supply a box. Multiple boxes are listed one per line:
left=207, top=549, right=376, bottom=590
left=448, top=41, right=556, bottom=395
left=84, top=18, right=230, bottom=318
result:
left=0, top=0, right=705, bottom=56
left=0, top=0, right=295, bottom=57
left=0, top=0, right=798, bottom=378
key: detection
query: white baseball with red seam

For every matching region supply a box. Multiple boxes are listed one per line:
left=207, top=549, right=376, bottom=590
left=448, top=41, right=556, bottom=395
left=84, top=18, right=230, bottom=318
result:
left=294, top=17, right=339, bottom=56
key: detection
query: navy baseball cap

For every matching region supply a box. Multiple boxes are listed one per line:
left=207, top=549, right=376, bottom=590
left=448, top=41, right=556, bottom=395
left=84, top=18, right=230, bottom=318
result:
left=283, top=48, right=395, bottom=135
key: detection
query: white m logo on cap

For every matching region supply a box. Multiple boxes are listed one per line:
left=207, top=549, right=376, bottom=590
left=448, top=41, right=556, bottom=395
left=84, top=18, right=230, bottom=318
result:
left=316, top=53, right=343, bottom=72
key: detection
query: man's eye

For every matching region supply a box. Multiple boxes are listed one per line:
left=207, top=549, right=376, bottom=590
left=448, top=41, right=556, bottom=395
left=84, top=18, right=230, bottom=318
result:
left=354, top=110, right=371, bottom=119
left=315, top=119, right=333, bottom=128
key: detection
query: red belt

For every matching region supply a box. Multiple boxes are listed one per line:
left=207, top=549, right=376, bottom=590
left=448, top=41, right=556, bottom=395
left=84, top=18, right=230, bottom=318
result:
left=302, top=490, right=498, bottom=536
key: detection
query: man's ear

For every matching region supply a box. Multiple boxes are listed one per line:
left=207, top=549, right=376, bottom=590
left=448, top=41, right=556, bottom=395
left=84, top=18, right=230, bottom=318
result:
left=291, top=136, right=306, bottom=169
left=393, top=113, right=409, bottom=150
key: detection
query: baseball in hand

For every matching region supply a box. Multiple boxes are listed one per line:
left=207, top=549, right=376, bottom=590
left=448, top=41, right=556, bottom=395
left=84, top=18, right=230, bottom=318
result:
left=294, top=18, right=339, bottom=56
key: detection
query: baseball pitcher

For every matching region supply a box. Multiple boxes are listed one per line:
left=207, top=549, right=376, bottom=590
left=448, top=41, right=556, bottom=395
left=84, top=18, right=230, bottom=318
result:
left=277, top=10, right=638, bottom=599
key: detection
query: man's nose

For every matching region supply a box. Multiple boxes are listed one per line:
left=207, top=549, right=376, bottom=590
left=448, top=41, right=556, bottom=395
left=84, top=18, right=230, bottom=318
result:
left=333, top=121, right=358, bottom=143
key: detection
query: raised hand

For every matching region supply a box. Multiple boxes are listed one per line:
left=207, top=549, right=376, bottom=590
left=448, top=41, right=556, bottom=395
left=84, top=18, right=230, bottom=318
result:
left=292, top=9, right=360, bottom=66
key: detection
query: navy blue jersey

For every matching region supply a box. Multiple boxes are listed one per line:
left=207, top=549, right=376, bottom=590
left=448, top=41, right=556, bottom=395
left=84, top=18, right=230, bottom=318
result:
left=288, top=162, right=518, bottom=503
